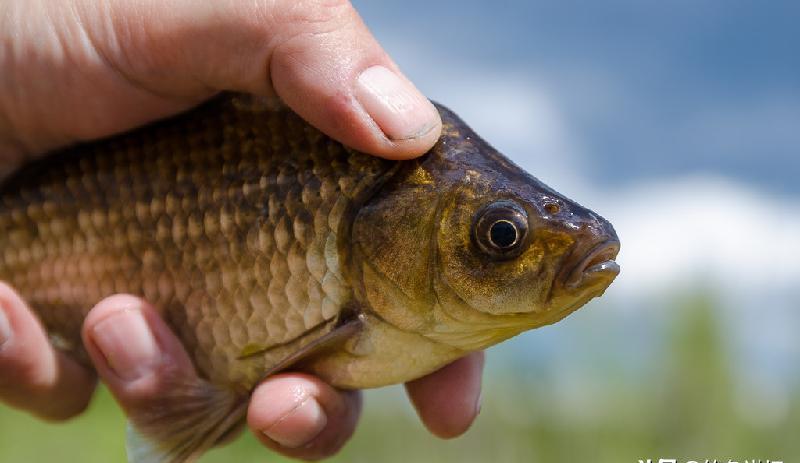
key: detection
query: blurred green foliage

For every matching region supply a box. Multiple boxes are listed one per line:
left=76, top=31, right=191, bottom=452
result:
left=1, top=295, right=797, bottom=462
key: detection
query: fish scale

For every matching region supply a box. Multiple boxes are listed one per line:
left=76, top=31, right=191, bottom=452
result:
left=0, top=95, right=393, bottom=388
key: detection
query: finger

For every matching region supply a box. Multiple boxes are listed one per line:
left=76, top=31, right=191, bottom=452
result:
left=0, top=282, right=97, bottom=420
left=81, top=294, right=196, bottom=412
left=248, top=373, right=362, bottom=461
left=404, top=351, right=485, bottom=439
left=74, top=0, right=442, bottom=159
left=266, top=3, right=442, bottom=159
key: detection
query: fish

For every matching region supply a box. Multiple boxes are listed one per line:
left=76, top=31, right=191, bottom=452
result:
left=0, top=93, right=620, bottom=462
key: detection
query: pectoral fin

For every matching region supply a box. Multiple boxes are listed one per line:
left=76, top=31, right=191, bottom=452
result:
left=253, top=315, right=364, bottom=384
left=125, top=316, right=364, bottom=463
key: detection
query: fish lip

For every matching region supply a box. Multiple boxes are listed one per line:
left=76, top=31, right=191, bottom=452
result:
left=564, top=240, right=621, bottom=290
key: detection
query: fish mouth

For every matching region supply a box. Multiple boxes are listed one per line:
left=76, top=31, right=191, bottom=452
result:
left=564, top=240, right=621, bottom=290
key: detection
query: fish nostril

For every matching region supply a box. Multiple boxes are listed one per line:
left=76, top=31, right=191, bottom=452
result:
left=544, top=203, right=560, bottom=215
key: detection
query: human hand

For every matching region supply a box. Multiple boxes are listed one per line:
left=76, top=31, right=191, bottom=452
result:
left=0, top=0, right=484, bottom=460
left=0, top=0, right=442, bottom=167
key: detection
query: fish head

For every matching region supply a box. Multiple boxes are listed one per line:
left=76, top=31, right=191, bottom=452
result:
left=352, top=104, right=619, bottom=352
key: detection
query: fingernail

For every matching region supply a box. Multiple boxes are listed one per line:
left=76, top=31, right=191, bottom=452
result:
left=0, top=307, right=11, bottom=347
left=263, top=391, right=328, bottom=448
left=356, top=65, right=439, bottom=141
left=91, top=307, right=159, bottom=381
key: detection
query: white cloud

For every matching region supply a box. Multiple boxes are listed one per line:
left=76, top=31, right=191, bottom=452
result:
left=600, top=175, right=800, bottom=295
left=594, top=177, right=800, bottom=381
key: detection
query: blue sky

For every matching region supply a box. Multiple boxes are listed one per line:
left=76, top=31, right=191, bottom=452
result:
left=352, top=1, right=800, bottom=391
left=354, top=0, right=800, bottom=196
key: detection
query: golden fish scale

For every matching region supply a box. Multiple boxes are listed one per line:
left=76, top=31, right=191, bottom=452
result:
left=0, top=96, right=392, bottom=390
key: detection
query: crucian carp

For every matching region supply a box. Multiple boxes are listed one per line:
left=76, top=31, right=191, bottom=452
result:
left=0, top=94, right=620, bottom=462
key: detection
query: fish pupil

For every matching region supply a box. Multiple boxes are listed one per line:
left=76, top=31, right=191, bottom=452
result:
left=490, top=220, right=517, bottom=248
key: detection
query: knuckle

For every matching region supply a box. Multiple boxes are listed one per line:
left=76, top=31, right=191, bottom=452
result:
left=272, top=0, right=357, bottom=41
left=281, top=0, right=354, bottom=26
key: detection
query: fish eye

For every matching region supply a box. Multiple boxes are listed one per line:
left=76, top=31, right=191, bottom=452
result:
left=473, top=201, right=529, bottom=259
left=490, top=220, right=518, bottom=248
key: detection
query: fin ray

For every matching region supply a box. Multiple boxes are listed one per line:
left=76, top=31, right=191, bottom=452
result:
left=125, top=377, right=245, bottom=463
left=125, top=316, right=364, bottom=463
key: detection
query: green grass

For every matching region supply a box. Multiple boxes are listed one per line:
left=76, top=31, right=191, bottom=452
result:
left=1, top=294, right=797, bottom=462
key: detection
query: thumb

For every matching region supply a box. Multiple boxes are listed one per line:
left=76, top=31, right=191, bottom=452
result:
left=81, top=0, right=442, bottom=159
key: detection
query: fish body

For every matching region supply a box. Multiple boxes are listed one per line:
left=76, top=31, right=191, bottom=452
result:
left=0, top=94, right=619, bottom=461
